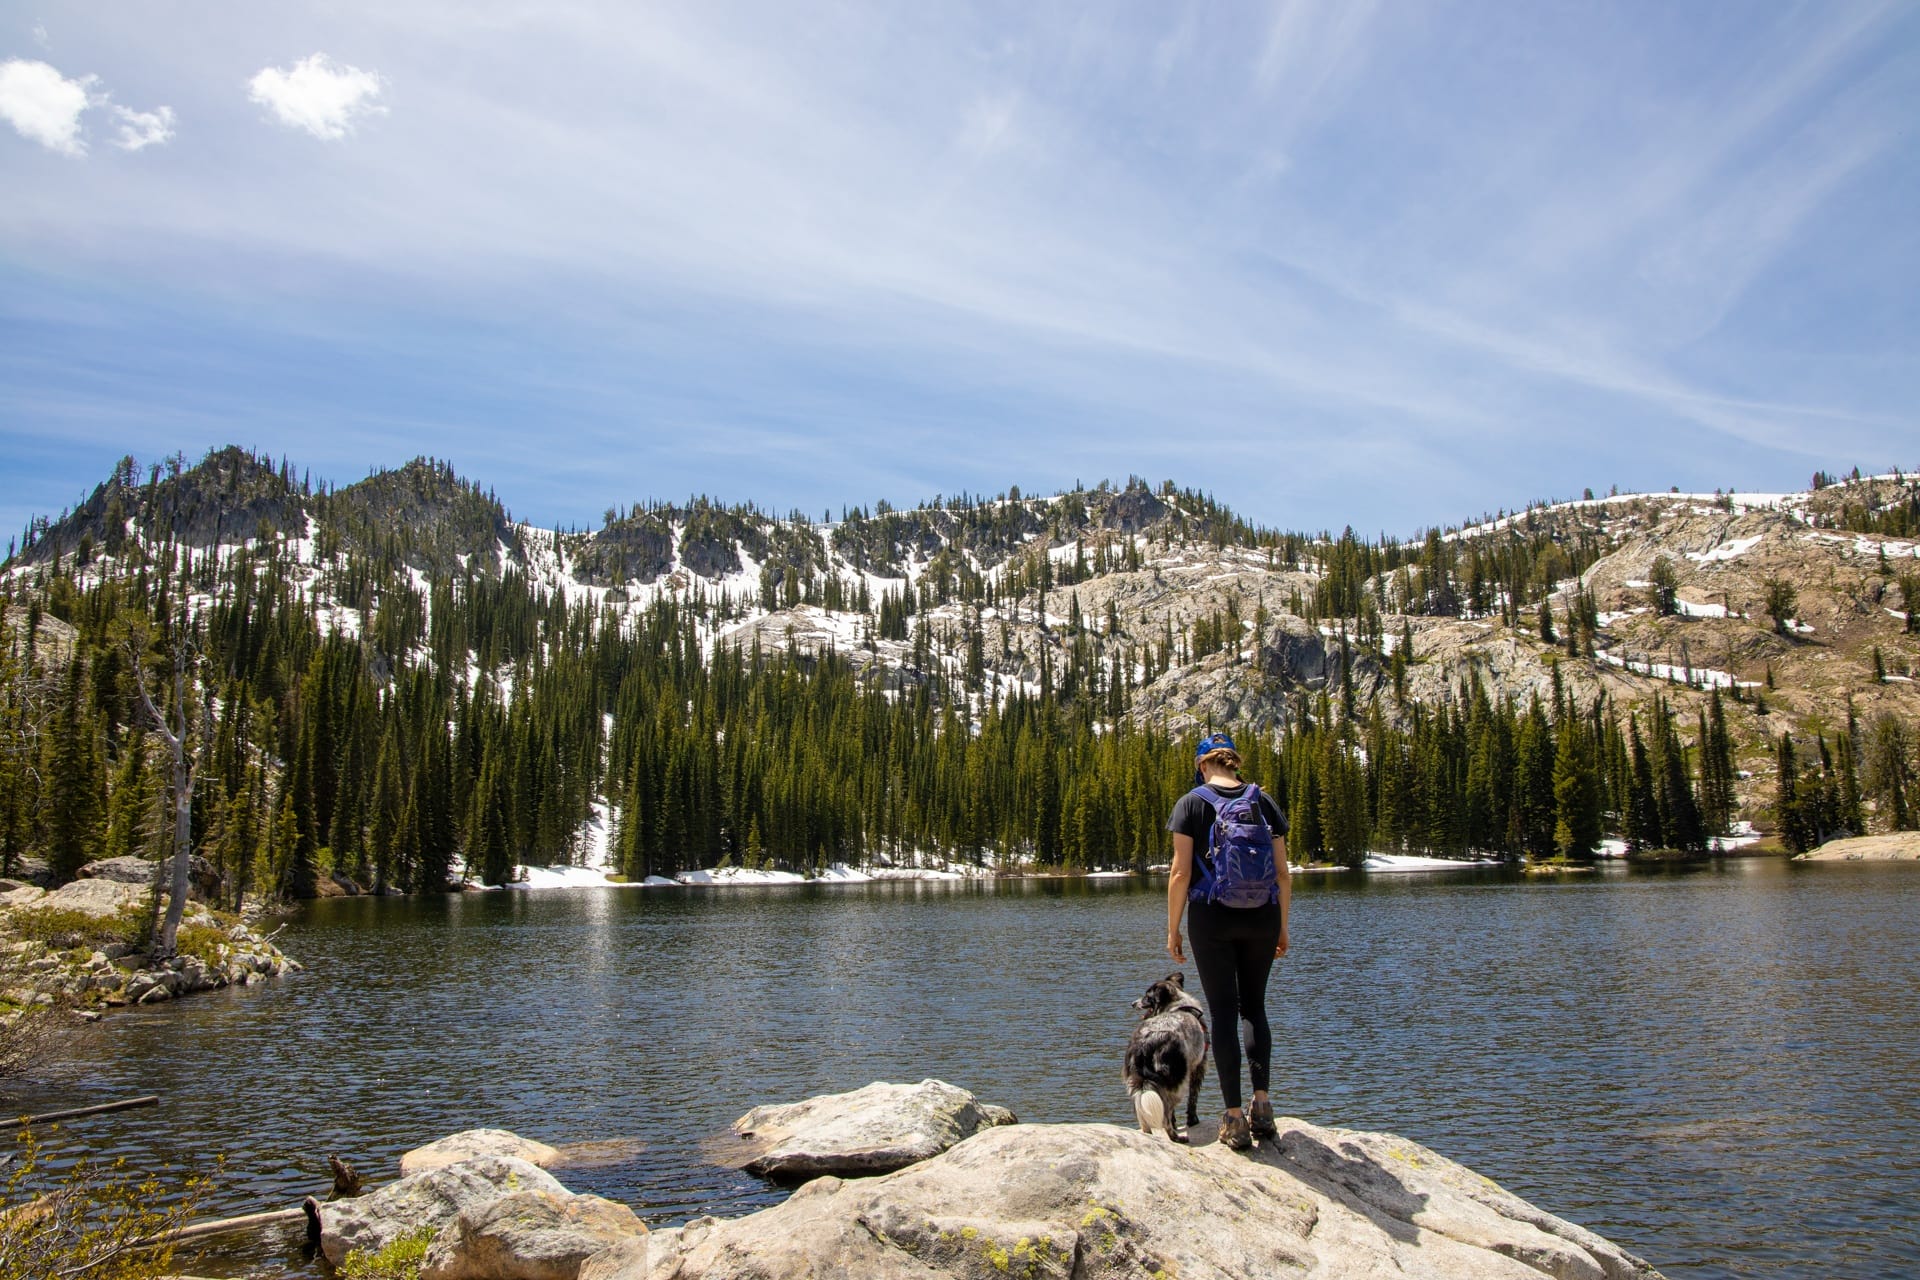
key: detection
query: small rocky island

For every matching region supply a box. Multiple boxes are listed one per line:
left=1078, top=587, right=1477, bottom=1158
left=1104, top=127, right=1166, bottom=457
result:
left=0, top=856, right=298, bottom=1017
left=315, top=1079, right=1664, bottom=1280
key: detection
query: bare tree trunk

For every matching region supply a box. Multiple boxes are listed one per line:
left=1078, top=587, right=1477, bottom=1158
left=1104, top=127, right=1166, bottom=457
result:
left=158, top=644, right=193, bottom=958
left=130, top=629, right=196, bottom=961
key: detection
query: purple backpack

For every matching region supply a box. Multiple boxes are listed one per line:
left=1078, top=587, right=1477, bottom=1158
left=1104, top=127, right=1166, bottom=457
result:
left=1189, top=784, right=1279, bottom=908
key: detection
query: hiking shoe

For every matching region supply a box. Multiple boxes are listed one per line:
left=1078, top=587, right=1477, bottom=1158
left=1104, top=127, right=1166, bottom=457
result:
left=1249, top=1098, right=1278, bottom=1141
left=1218, top=1111, right=1251, bottom=1151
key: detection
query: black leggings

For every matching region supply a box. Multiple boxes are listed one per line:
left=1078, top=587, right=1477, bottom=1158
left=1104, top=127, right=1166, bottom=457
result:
left=1187, top=898, right=1282, bottom=1110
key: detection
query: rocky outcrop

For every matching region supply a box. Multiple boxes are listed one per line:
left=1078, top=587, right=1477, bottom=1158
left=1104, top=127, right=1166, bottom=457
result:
left=316, top=1138, right=650, bottom=1280
left=0, top=896, right=297, bottom=1012
left=730, top=1079, right=1017, bottom=1183
left=34, top=877, right=146, bottom=917
left=403, top=1128, right=564, bottom=1176
left=1797, top=832, right=1920, bottom=861
left=320, top=1098, right=1659, bottom=1280
left=318, top=1155, right=572, bottom=1265
left=78, top=854, right=221, bottom=900
left=659, top=1117, right=1663, bottom=1280
left=420, top=1190, right=647, bottom=1280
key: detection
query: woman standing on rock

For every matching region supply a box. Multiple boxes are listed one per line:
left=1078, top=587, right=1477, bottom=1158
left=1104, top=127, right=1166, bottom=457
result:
left=1165, top=732, right=1290, bottom=1150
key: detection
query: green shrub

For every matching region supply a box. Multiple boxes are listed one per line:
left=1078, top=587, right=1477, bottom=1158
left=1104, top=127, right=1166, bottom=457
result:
left=339, top=1226, right=437, bottom=1280
left=1, top=905, right=146, bottom=953
left=172, top=923, right=226, bottom=966
left=0, top=1128, right=210, bottom=1280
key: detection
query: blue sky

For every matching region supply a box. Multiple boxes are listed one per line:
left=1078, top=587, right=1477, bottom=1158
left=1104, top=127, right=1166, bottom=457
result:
left=3, top=2, right=1916, bottom=545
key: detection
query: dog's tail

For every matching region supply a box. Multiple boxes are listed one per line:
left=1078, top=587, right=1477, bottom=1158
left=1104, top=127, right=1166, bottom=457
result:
left=1133, top=1088, right=1167, bottom=1135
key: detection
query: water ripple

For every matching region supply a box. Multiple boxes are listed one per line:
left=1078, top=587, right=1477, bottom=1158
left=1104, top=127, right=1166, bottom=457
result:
left=4, top=862, right=1915, bottom=1280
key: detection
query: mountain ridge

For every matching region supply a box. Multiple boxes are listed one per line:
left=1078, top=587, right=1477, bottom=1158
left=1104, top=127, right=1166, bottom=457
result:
left=5, top=447, right=1918, bottom=877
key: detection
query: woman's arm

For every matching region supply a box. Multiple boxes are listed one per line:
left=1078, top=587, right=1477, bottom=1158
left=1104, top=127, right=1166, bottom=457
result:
left=1274, top=834, right=1291, bottom=958
left=1167, top=833, right=1195, bottom=962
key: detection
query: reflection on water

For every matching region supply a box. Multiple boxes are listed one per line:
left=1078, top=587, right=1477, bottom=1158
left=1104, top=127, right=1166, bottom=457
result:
left=7, top=862, right=1918, bottom=1280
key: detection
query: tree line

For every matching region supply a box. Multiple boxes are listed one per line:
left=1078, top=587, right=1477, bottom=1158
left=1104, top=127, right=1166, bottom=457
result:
left=5, top=454, right=1918, bottom=906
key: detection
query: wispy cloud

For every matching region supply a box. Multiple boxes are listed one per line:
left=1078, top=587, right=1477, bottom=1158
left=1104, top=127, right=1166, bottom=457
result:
left=248, top=53, right=385, bottom=140
left=0, top=2, right=1915, bottom=540
left=0, top=56, right=176, bottom=157
left=110, top=103, right=175, bottom=151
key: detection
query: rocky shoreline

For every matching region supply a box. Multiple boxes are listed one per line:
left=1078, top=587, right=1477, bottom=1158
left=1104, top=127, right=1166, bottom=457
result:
left=0, top=858, right=299, bottom=1022
left=1795, top=832, right=1920, bottom=861
left=304, top=1079, right=1664, bottom=1280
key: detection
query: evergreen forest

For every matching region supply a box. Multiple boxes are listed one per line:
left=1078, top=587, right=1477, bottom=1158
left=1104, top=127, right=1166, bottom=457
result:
left=3, top=448, right=1913, bottom=904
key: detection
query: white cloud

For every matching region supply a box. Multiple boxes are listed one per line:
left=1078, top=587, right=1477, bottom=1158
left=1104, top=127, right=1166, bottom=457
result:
left=111, top=103, right=175, bottom=151
left=248, top=53, right=385, bottom=140
left=0, top=58, right=95, bottom=155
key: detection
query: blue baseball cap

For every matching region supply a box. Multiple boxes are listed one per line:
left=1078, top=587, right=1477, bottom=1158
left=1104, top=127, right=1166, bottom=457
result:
left=1194, top=732, right=1237, bottom=784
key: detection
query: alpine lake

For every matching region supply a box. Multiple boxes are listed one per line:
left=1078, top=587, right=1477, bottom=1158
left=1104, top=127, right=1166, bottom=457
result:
left=10, top=858, right=1919, bottom=1280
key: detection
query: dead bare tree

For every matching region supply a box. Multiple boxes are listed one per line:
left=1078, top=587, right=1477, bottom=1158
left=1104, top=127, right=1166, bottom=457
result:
left=124, top=617, right=201, bottom=961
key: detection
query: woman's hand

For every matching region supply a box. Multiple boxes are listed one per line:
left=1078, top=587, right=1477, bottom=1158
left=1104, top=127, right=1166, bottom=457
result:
left=1275, top=927, right=1290, bottom=959
left=1167, top=930, right=1185, bottom=963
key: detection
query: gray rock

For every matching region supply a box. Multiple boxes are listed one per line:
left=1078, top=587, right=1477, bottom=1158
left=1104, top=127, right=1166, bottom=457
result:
left=77, top=853, right=221, bottom=898
left=656, top=1119, right=1663, bottom=1280
left=400, top=1128, right=563, bottom=1177
left=577, top=1235, right=651, bottom=1280
left=731, top=1079, right=1017, bottom=1183
left=419, top=1190, right=646, bottom=1280
left=8, top=857, right=53, bottom=888
left=317, top=1155, right=569, bottom=1266
left=38, top=878, right=144, bottom=918
left=76, top=856, right=165, bottom=885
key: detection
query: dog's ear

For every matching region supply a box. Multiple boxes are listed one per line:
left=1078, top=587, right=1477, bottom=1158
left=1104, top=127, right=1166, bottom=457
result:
left=1169, top=971, right=1186, bottom=988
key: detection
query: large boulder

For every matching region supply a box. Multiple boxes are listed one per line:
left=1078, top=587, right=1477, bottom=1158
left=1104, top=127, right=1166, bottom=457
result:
left=419, top=1190, right=646, bottom=1280
left=655, top=1119, right=1663, bottom=1280
left=317, top=1155, right=568, bottom=1265
left=731, top=1079, right=1016, bottom=1183
left=39, top=878, right=144, bottom=918
left=402, top=1129, right=564, bottom=1176
left=76, top=856, right=164, bottom=885
left=77, top=854, right=220, bottom=899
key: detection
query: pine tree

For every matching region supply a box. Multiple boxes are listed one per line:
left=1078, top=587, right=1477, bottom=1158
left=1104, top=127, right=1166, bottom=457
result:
left=44, top=657, right=102, bottom=884
left=1625, top=720, right=1660, bottom=852
left=1865, top=713, right=1914, bottom=831
left=1552, top=718, right=1602, bottom=859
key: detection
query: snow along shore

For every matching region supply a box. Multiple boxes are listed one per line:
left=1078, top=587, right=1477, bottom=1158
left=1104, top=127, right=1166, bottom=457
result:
left=500, top=860, right=982, bottom=890
left=499, top=853, right=1525, bottom=890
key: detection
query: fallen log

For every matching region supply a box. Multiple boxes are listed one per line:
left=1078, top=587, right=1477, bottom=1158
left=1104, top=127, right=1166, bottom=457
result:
left=135, top=1199, right=319, bottom=1248
left=4, top=1095, right=159, bottom=1128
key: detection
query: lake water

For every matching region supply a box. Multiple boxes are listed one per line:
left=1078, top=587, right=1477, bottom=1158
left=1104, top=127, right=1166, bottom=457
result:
left=9, top=860, right=1918, bottom=1280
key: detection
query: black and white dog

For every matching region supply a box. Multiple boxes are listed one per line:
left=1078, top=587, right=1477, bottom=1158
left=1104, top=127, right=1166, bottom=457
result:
left=1124, top=972, right=1208, bottom=1143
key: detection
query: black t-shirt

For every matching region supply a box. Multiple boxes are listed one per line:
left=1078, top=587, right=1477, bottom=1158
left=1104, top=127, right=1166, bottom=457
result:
left=1167, top=781, right=1289, bottom=851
